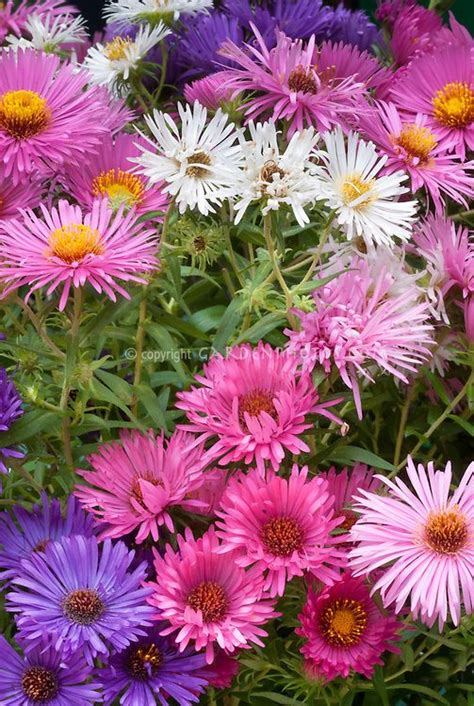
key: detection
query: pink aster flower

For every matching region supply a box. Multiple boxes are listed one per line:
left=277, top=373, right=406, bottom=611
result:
left=388, top=2, right=442, bottom=66
left=285, top=257, right=433, bottom=418
left=315, top=40, right=389, bottom=96
left=0, top=198, right=159, bottom=310
left=0, top=167, right=43, bottom=221
left=187, top=467, right=229, bottom=517
left=389, top=46, right=474, bottom=159
left=349, top=457, right=474, bottom=630
left=200, top=649, right=240, bottom=688
left=296, top=572, right=400, bottom=681
left=176, top=342, right=341, bottom=473
left=75, top=429, right=206, bottom=543
left=0, top=0, right=77, bottom=42
left=0, top=49, right=120, bottom=184
left=358, top=102, right=474, bottom=213
left=149, top=527, right=278, bottom=663
left=62, top=133, right=168, bottom=221
left=184, top=72, right=237, bottom=112
left=319, top=464, right=381, bottom=532
left=216, top=465, right=343, bottom=597
left=219, top=25, right=365, bottom=134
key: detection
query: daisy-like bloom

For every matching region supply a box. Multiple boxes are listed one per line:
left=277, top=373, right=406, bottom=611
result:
left=0, top=49, right=116, bottom=184
left=389, top=46, right=474, bottom=159
left=319, top=464, right=380, bottom=532
left=388, top=2, right=442, bottom=66
left=99, top=625, right=209, bottom=706
left=6, top=12, right=87, bottom=53
left=149, top=527, right=278, bottom=663
left=329, top=4, right=382, bottom=53
left=83, top=22, right=171, bottom=96
left=285, top=257, right=433, bottom=418
left=0, top=199, right=159, bottom=311
left=318, top=128, right=418, bottom=248
left=75, top=429, right=207, bottom=543
left=184, top=73, right=237, bottom=112
left=350, top=457, right=474, bottom=630
left=0, top=636, right=101, bottom=706
left=133, top=101, right=243, bottom=216
left=0, top=493, right=94, bottom=582
left=220, top=26, right=365, bottom=135
left=315, top=40, right=389, bottom=95
left=0, top=367, right=23, bottom=479
left=0, top=167, right=43, bottom=220
left=0, top=0, right=77, bottom=42
left=7, top=534, right=154, bottom=663
left=103, top=0, right=213, bottom=27
left=216, top=465, right=343, bottom=597
left=62, top=133, right=168, bottom=219
left=234, top=120, right=322, bottom=227
left=358, top=102, right=474, bottom=213
left=296, top=572, right=400, bottom=681
left=176, top=341, right=341, bottom=473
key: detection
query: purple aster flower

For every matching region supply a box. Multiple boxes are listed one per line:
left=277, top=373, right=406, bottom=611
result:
left=269, top=0, right=333, bottom=42
left=99, top=625, right=209, bottom=706
left=0, top=367, right=24, bottom=479
left=0, top=493, right=95, bottom=582
left=329, top=4, right=382, bottom=52
left=0, top=635, right=101, bottom=706
left=7, top=535, right=155, bottom=664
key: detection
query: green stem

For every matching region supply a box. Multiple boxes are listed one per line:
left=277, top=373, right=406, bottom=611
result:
left=14, top=295, right=65, bottom=359
left=393, top=382, right=418, bottom=466
left=154, top=41, right=168, bottom=103
left=132, top=295, right=147, bottom=416
left=263, top=213, right=294, bottom=320
left=60, top=287, right=83, bottom=469
left=11, top=459, right=43, bottom=494
left=224, top=227, right=245, bottom=287
left=160, top=199, right=174, bottom=249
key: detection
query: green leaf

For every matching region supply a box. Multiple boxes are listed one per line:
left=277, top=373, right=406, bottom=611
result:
left=254, top=693, right=301, bottom=705
left=372, top=666, right=389, bottom=706
left=387, top=684, right=449, bottom=705
left=190, top=306, right=226, bottom=333
left=134, top=383, right=168, bottom=431
left=94, top=369, right=133, bottom=405
left=448, top=414, right=474, bottom=436
left=235, top=313, right=286, bottom=344
left=0, top=410, right=59, bottom=445
left=213, top=297, right=242, bottom=353
left=89, top=378, right=142, bottom=428
left=328, top=445, right=396, bottom=472
left=147, top=323, right=189, bottom=383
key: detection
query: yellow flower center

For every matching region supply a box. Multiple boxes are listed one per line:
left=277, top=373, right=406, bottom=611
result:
left=320, top=598, right=368, bottom=647
left=0, top=90, right=50, bottom=140
left=127, top=643, right=162, bottom=680
left=48, top=224, right=104, bottom=264
left=395, top=124, right=437, bottom=164
left=432, top=82, right=474, bottom=128
left=92, top=169, right=146, bottom=210
left=105, top=36, right=133, bottom=61
left=424, top=508, right=469, bottom=555
left=341, top=174, right=375, bottom=208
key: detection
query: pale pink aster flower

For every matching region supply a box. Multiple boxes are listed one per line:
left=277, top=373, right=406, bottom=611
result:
left=219, top=26, right=365, bottom=135
left=319, top=464, right=381, bottom=532
left=176, top=342, right=342, bottom=473
left=0, top=199, right=159, bottom=310
left=0, top=49, right=119, bottom=184
left=285, top=257, right=433, bottom=418
left=62, top=133, right=168, bottom=220
left=184, top=73, right=237, bottom=112
left=0, top=0, right=77, bottom=42
left=349, top=457, right=474, bottom=630
left=0, top=167, right=43, bottom=221
left=216, top=465, right=344, bottom=597
left=149, top=527, right=279, bottom=663
left=296, top=572, right=401, bottom=681
left=75, top=430, right=207, bottom=543
left=389, top=46, right=474, bottom=159
left=187, top=467, right=229, bottom=517
left=358, top=102, right=474, bottom=213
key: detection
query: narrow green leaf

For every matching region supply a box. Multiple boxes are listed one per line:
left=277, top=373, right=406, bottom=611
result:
left=372, top=666, right=389, bottom=706
left=329, top=445, right=396, bottom=472
left=213, top=297, right=242, bottom=353
left=94, top=369, right=133, bottom=405
left=134, top=383, right=168, bottom=431
left=387, top=684, right=449, bottom=705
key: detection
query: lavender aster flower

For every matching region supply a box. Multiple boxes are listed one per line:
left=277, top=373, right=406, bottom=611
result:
left=99, top=625, right=209, bottom=706
left=0, top=636, right=101, bottom=706
left=270, top=0, right=333, bottom=42
left=329, top=4, right=382, bottom=52
left=0, top=493, right=95, bottom=582
left=0, top=367, right=24, bottom=479
left=7, top=535, right=154, bottom=664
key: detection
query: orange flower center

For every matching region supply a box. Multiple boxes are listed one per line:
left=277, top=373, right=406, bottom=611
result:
left=260, top=516, right=304, bottom=557
left=127, top=643, right=162, bottom=680
left=48, top=224, right=104, bottom=264
left=238, top=388, right=277, bottom=429
left=185, top=151, right=212, bottom=178
left=395, top=123, right=437, bottom=164
left=130, top=475, right=164, bottom=510
left=21, top=667, right=59, bottom=703
left=63, top=588, right=105, bottom=625
left=0, top=89, right=50, bottom=140
left=432, top=82, right=474, bottom=128
left=92, top=168, right=146, bottom=210
left=105, top=36, right=133, bottom=61
left=341, top=174, right=375, bottom=208
left=187, top=581, right=228, bottom=623
left=288, top=65, right=318, bottom=94
left=424, top=509, right=468, bottom=555
left=320, top=598, right=368, bottom=647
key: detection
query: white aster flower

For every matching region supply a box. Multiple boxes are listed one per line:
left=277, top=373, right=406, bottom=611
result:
left=234, top=120, right=323, bottom=227
left=6, top=13, right=87, bottom=52
left=103, top=0, right=213, bottom=27
left=83, top=22, right=170, bottom=96
left=318, top=128, right=418, bottom=248
left=134, top=101, right=243, bottom=215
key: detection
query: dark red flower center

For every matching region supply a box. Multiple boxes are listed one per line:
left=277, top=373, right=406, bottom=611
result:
left=288, top=65, right=318, bottom=94
left=127, top=642, right=162, bottom=680
left=21, top=666, right=59, bottom=703
left=238, top=388, right=277, bottom=429
left=63, top=588, right=105, bottom=625
left=424, top=509, right=468, bottom=554
left=187, top=580, right=229, bottom=623
left=260, top=516, right=304, bottom=557
left=320, top=598, right=368, bottom=647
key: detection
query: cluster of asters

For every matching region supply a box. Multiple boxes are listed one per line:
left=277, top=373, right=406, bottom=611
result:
left=0, top=0, right=472, bottom=704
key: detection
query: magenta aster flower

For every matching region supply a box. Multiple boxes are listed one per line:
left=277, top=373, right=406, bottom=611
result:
left=75, top=429, right=207, bottom=543
left=296, top=572, right=400, bottom=681
left=0, top=166, right=43, bottom=221
left=220, top=26, right=365, bottom=134
left=184, top=73, right=237, bottom=112
left=389, top=45, right=474, bottom=159
left=0, top=49, right=117, bottom=184
left=285, top=258, right=433, bottom=418
left=149, top=527, right=278, bottom=663
left=358, top=102, right=474, bottom=213
left=349, top=457, right=474, bottom=629
left=315, top=40, right=389, bottom=95
left=62, top=133, right=168, bottom=221
left=7, top=534, right=155, bottom=663
left=187, top=467, right=229, bottom=517
left=216, top=465, right=343, bottom=597
left=319, top=464, right=381, bottom=532
left=0, top=198, right=159, bottom=310
left=388, top=2, right=442, bottom=66
left=176, top=342, right=341, bottom=473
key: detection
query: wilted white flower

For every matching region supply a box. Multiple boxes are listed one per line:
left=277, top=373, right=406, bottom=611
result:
left=6, top=12, right=87, bottom=52
left=103, top=0, right=213, bottom=27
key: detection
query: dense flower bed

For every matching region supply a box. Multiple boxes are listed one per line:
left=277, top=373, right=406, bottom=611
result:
left=0, top=1, right=473, bottom=705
